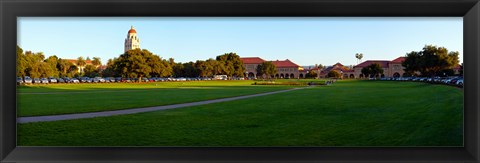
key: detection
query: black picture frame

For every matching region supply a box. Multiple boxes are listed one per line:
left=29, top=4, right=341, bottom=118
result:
left=1, top=0, right=479, bottom=162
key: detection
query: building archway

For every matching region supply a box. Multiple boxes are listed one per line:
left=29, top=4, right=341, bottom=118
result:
left=381, top=74, right=385, bottom=78
left=360, top=74, right=364, bottom=78
left=393, top=72, right=400, bottom=78
left=275, top=74, right=279, bottom=78
left=343, top=74, right=348, bottom=78
left=350, top=74, right=354, bottom=78
left=280, top=73, right=284, bottom=78
left=284, top=74, right=289, bottom=79
left=299, top=74, right=304, bottom=78
left=248, top=72, right=255, bottom=78
left=290, top=73, right=295, bottom=78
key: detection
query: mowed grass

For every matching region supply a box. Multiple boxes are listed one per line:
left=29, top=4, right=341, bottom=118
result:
left=18, top=80, right=463, bottom=146
left=17, top=80, right=296, bottom=117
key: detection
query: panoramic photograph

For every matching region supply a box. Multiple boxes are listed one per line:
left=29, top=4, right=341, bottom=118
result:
left=16, top=17, right=463, bottom=146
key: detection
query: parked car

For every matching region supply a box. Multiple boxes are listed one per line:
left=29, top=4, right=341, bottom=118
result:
left=17, top=77, right=24, bottom=85
left=33, top=78, right=41, bottom=84
left=24, top=76, right=33, bottom=84
left=113, top=77, right=121, bottom=82
left=71, top=78, right=80, bottom=83
left=141, top=77, right=149, bottom=82
left=105, top=77, right=115, bottom=83
left=80, top=77, right=92, bottom=83
left=63, top=77, right=71, bottom=83
left=57, top=78, right=65, bottom=83
left=121, top=78, right=132, bottom=83
left=456, top=79, right=464, bottom=86
left=40, top=78, right=49, bottom=84
left=176, top=77, right=187, bottom=81
left=48, top=77, right=57, bottom=83
left=92, top=77, right=100, bottom=83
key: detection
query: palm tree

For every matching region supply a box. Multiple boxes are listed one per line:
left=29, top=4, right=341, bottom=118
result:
left=355, top=53, right=363, bottom=64
left=92, top=57, right=101, bottom=68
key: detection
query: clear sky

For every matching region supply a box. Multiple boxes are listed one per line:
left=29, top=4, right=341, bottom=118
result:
left=18, top=17, right=463, bottom=66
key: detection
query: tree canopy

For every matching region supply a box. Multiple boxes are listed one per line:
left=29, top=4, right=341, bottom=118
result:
left=112, top=49, right=172, bottom=81
left=327, top=70, right=341, bottom=78
left=216, top=52, right=245, bottom=77
left=361, top=63, right=384, bottom=78
left=256, top=61, right=277, bottom=79
left=402, top=45, right=459, bottom=77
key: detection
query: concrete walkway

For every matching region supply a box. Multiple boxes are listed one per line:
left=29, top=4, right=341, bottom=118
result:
left=17, top=87, right=309, bottom=123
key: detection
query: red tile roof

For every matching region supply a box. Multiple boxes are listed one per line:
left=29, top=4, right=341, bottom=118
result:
left=354, top=60, right=390, bottom=68
left=271, top=59, right=300, bottom=68
left=332, top=62, right=344, bottom=67
left=65, top=59, right=92, bottom=65
left=240, top=57, right=265, bottom=64
left=322, top=62, right=351, bottom=73
left=390, top=57, right=406, bottom=63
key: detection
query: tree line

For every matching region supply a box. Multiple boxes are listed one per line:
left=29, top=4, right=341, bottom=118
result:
left=16, top=45, right=102, bottom=78
left=359, top=45, right=460, bottom=78
left=402, top=45, right=460, bottom=77
left=98, top=49, right=247, bottom=80
left=17, top=46, right=249, bottom=80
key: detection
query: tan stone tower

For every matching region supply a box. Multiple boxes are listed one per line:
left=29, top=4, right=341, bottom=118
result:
left=124, top=26, right=140, bottom=52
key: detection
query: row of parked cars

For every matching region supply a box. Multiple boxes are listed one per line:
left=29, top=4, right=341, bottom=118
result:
left=16, top=76, right=235, bottom=85
left=378, top=76, right=464, bottom=87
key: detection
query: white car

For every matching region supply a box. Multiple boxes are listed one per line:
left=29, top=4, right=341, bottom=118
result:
left=48, top=77, right=57, bottom=83
left=456, top=79, right=463, bottom=85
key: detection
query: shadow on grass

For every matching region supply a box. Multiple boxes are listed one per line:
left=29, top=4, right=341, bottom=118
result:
left=17, top=83, right=296, bottom=117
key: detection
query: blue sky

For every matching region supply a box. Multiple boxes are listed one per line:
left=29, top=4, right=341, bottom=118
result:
left=18, top=17, right=462, bottom=66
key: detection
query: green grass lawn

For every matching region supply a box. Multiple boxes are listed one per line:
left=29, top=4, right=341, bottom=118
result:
left=17, top=80, right=463, bottom=146
left=17, top=80, right=296, bottom=117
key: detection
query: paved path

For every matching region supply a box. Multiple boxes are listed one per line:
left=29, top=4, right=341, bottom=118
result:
left=17, top=87, right=310, bottom=123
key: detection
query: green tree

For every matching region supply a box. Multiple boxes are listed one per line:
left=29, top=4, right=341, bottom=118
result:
left=362, top=63, right=384, bottom=78
left=92, top=57, right=101, bottom=67
left=84, top=65, right=99, bottom=77
left=361, top=67, right=370, bottom=78
left=57, top=59, right=71, bottom=77
left=306, top=70, right=317, bottom=78
left=317, top=64, right=325, bottom=70
left=149, top=56, right=172, bottom=77
left=173, top=63, right=185, bottom=77
left=183, top=62, right=197, bottom=77
left=207, top=58, right=224, bottom=75
left=44, top=55, right=59, bottom=77
left=16, top=45, right=27, bottom=77
left=402, top=45, right=459, bottom=77
left=24, top=51, right=45, bottom=78
left=67, top=65, right=79, bottom=78
left=256, top=61, right=277, bottom=79
left=327, top=70, right=341, bottom=78
left=102, top=58, right=119, bottom=77
left=125, top=50, right=150, bottom=80
left=195, top=60, right=212, bottom=77
left=216, top=52, right=245, bottom=77
left=113, top=49, right=170, bottom=82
